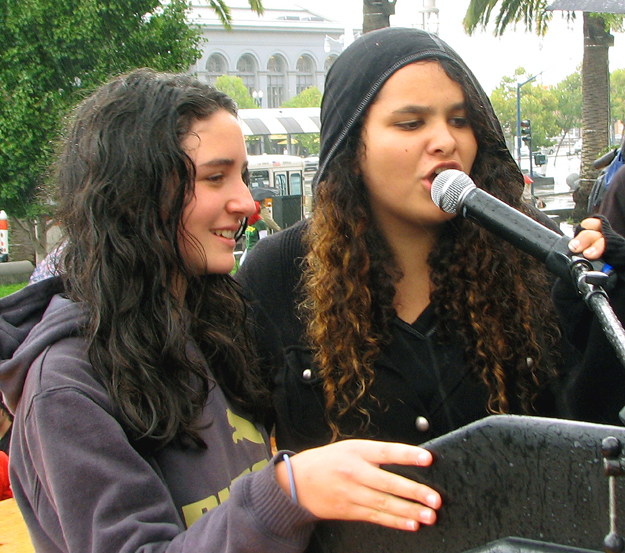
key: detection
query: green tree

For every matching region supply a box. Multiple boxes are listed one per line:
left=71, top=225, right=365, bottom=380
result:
left=552, top=71, right=582, bottom=155
left=281, top=86, right=322, bottom=108
left=281, top=87, right=322, bottom=155
left=464, top=1, right=623, bottom=220
left=490, top=70, right=525, bottom=150
left=490, top=68, right=561, bottom=153
left=213, top=75, right=258, bottom=109
left=611, top=68, right=625, bottom=136
left=0, top=0, right=203, bottom=259
left=0, top=0, right=264, bottom=261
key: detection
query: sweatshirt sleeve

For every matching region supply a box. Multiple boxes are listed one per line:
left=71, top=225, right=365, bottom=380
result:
left=14, top=376, right=316, bottom=553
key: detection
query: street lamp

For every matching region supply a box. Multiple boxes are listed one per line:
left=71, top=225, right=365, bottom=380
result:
left=324, top=25, right=357, bottom=53
left=516, top=73, right=541, bottom=167
left=323, top=35, right=343, bottom=53
left=419, top=0, right=439, bottom=34
left=252, top=89, right=263, bottom=108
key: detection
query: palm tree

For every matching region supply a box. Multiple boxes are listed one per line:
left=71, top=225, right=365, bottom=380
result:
left=211, top=0, right=264, bottom=30
left=464, top=1, right=617, bottom=220
left=363, top=0, right=398, bottom=33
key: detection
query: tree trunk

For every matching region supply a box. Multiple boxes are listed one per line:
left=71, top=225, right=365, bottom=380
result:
left=572, top=12, right=613, bottom=221
left=363, top=0, right=397, bottom=33
left=10, top=216, right=49, bottom=263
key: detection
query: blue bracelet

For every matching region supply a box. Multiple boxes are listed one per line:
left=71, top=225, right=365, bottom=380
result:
left=282, top=453, right=298, bottom=504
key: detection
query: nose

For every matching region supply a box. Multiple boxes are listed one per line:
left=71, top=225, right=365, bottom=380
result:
left=426, top=119, right=456, bottom=157
left=228, top=177, right=256, bottom=218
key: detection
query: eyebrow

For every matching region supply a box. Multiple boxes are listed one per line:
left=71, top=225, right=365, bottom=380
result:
left=392, top=102, right=467, bottom=115
left=197, top=158, right=235, bottom=168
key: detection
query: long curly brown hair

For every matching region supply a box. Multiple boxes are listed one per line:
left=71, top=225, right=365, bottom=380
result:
left=303, top=57, right=562, bottom=439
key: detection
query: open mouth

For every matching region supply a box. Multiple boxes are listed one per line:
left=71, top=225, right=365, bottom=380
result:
left=212, top=229, right=237, bottom=239
left=427, top=167, right=450, bottom=186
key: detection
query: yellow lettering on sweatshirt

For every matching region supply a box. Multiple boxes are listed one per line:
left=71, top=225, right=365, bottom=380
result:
left=227, top=410, right=264, bottom=445
left=182, top=458, right=269, bottom=526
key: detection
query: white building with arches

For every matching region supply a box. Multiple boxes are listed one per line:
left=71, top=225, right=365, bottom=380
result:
left=187, top=1, right=357, bottom=108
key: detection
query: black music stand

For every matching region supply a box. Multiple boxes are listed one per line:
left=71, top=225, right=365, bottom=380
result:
left=309, top=415, right=625, bottom=553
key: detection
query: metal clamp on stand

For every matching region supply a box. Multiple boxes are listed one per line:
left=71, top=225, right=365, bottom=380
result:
left=602, top=437, right=625, bottom=553
left=570, top=259, right=625, bottom=370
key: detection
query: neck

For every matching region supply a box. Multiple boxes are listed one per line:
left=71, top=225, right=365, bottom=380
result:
left=387, top=225, right=440, bottom=324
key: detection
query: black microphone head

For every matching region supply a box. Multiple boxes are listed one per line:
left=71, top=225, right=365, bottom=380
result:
left=431, top=169, right=476, bottom=214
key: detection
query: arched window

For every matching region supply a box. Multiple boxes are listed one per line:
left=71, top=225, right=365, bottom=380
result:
left=206, top=54, right=227, bottom=85
left=296, top=55, right=315, bottom=95
left=267, top=55, right=287, bottom=108
left=237, top=54, right=257, bottom=96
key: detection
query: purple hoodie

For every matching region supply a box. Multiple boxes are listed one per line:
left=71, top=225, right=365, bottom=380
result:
left=0, top=278, right=316, bottom=552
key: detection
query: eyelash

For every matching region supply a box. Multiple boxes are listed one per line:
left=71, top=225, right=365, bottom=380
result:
left=396, top=120, right=423, bottom=130
left=395, top=116, right=469, bottom=130
left=200, top=168, right=249, bottom=186
left=450, top=117, right=469, bottom=128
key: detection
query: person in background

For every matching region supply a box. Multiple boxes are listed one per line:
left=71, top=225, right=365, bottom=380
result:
left=240, top=192, right=282, bottom=266
left=599, top=164, right=625, bottom=237
left=236, top=27, right=625, bottom=453
left=245, top=201, right=268, bottom=254
left=0, top=400, right=11, bottom=454
left=0, top=450, right=12, bottom=500
left=0, top=69, right=441, bottom=553
left=259, top=197, right=281, bottom=233
left=28, top=242, right=65, bottom=284
left=0, top=399, right=11, bottom=501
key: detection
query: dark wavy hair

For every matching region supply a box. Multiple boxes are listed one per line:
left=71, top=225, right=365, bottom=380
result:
left=303, top=56, right=561, bottom=439
left=56, top=69, right=267, bottom=450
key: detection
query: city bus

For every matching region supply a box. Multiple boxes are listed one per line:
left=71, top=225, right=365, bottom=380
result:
left=247, top=155, right=307, bottom=227
left=247, top=154, right=305, bottom=196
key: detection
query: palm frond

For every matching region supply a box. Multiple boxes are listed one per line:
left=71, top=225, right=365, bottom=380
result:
left=247, top=0, right=264, bottom=15
left=208, top=0, right=232, bottom=30
left=463, top=0, right=500, bottom=35
left=464, top=0, right=551, bottom=37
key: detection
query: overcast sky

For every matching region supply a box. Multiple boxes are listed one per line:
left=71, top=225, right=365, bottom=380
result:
left=292, top=0, right=625, bottom=93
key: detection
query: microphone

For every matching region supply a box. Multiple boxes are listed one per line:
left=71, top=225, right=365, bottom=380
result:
left=430, top=169, right=586, bottom=283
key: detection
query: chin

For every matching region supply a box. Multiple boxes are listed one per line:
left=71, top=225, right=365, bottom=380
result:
left=206, top=259, right=236, bottom=275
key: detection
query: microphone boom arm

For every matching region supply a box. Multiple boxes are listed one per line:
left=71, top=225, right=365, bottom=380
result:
left=433, top=169, right=625, bottom=372
left=569, top=259, right=625, bottom=370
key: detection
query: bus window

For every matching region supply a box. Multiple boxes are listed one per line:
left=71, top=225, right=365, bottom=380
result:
left=289, top=172, right=302, bottom=195
left=249, top=170, right=270, bottom=188
left=275, top=173, right=288, bottom=195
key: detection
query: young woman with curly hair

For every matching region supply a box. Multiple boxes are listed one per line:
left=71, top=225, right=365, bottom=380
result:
left=0, top=69, right=445, bottom=552
left=236, top=27, right=625, bottom=452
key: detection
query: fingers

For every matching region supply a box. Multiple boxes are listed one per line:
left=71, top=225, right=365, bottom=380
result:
left=286, top=440, right=442, bottom=532
left=340, top=492, right=437, bottom=532
left=337, top=451, right=440, bottom=506
left=337, top=439, right=433, bottom=467
left=345, top=459, right=440, bottom=530
left=579, top=217, right=602, bottom=232
left=569, top=217, right=606, bottom=259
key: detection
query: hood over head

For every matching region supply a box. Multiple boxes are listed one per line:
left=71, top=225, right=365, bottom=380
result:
left=315, top=27, right=506, bottom=187
left=0, top=277, right=88, bottom=412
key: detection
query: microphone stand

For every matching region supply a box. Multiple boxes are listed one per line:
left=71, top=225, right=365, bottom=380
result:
left=569, top=258, right=625, bottom=369
left=554, top=259, right=625, bottom=553
left=542, top=239, right=625, bottom=369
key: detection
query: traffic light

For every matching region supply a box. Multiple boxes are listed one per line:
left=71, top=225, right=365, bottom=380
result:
left=521, top=119, right=532, bottom=144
